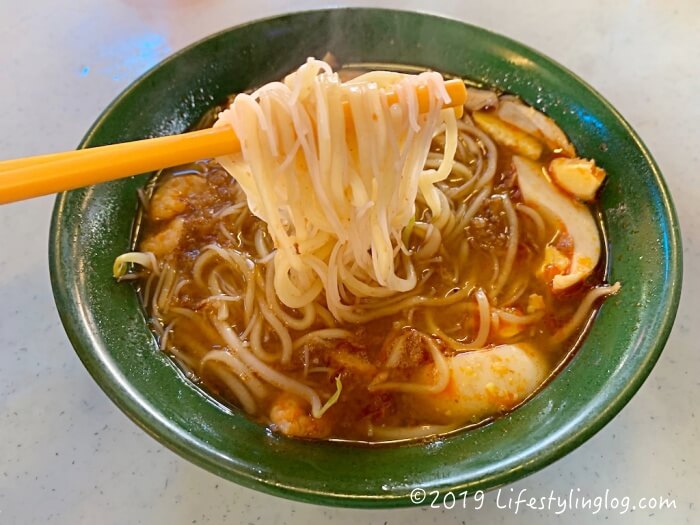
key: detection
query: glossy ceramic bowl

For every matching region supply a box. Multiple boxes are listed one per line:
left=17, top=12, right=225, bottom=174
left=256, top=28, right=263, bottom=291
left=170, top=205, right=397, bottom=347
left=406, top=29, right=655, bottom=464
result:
left=49, top=9, right=681, bottom=508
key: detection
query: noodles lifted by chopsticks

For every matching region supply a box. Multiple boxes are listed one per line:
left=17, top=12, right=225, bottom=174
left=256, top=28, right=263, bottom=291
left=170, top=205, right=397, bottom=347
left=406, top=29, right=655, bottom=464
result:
left=215, top=58, right=458, bottom=320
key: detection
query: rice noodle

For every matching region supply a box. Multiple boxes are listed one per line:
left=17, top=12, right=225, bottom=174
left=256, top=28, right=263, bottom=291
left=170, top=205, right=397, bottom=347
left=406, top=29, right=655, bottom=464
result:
left=204, top=364, right=257, bottom=414
left=457, top=119, right=497, bottom=189
left=492, top=194, right=519, bottom=297
left=263, top=261, right=317, bottom=331
left=256, top=296, right=293, bottom=363
left=429, top=289, right=491, bottom=351
left=445, top=186, right=492, bottom=243
left=495, top=308, right=544, bottom=324
left=159, top=319, right=178, bottom=352
left=292, top=329, right=354, bottom=350
left=498, top=271, right=530, bottom=307
left=516, top=203, right=546, bottom=243
left=215, top=58, right=458, bottom=320
left=248, top=315, right=282, bottom=362
left=212, top=317, right=326, bottom=418
left=200, top=349, right=268, bottom=399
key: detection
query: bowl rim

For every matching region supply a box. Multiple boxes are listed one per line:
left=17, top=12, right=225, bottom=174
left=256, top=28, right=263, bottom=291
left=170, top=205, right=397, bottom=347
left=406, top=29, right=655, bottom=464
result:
left=48, top=7, right=682, bottom=507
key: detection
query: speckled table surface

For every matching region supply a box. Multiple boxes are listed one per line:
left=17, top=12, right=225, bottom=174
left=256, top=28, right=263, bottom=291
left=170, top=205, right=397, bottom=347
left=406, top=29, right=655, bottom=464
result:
left=0, top=1, right=697, bottom=523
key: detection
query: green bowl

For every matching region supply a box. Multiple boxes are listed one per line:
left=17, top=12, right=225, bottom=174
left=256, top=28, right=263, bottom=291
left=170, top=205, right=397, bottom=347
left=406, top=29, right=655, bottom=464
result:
left=49, top=8, right=681, bottom=508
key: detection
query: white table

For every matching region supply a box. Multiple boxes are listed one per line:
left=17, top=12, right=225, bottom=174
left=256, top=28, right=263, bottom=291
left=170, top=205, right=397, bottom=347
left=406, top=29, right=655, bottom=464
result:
left=0, top=1, right=697, bottom=523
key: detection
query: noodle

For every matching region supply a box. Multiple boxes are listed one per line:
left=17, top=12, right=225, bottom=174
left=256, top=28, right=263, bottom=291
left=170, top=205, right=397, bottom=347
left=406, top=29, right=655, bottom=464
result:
left=492, top=194, right=519, bottom=297
left=215, top=59, right=458, bottom=316
left=428, top=288, right=491, bottom=351
left=292, top=329, right=354, bottom=350
left=212, top=317, right=326, bottom=418
left=200, top=350, right=269, bottom=399
left=516, top=203, right=546, bottom=243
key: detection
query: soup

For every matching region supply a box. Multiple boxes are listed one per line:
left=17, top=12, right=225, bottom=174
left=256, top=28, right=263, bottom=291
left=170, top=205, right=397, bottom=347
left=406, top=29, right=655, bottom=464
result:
left=114, top=59, right=619, bottom=442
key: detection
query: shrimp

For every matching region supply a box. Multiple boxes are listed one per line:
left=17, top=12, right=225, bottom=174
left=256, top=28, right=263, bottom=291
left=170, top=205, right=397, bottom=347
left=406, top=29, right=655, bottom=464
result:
left=140, top=218, right=184, bottom=259
left=269, top=393, right=332, bottom=438
left=150, top=175, right=208, bottom=221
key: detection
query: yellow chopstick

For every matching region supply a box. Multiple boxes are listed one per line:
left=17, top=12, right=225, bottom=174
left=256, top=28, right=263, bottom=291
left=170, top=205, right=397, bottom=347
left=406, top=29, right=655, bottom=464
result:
left=0, top=79, right=466, bottom=204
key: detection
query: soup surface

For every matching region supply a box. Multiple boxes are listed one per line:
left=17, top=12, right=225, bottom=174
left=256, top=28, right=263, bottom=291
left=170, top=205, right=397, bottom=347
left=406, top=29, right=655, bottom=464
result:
left=118, top=64, right=619, bottom=442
